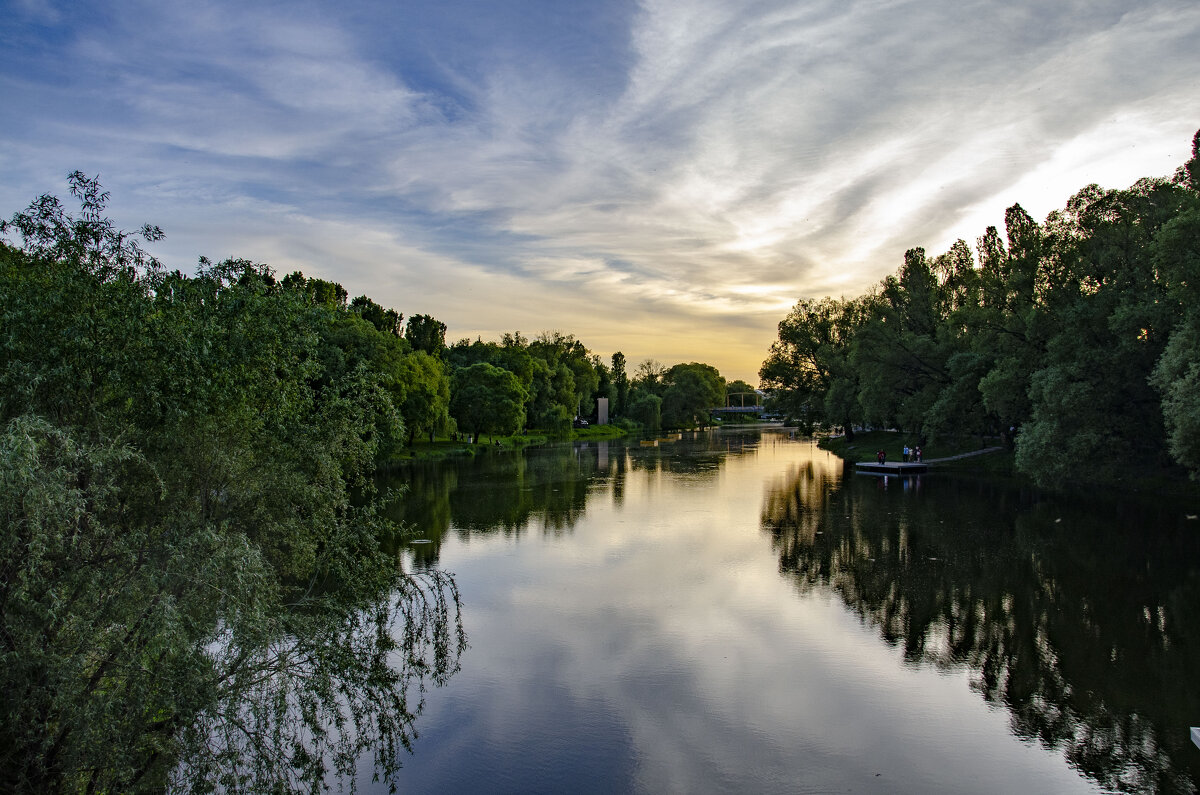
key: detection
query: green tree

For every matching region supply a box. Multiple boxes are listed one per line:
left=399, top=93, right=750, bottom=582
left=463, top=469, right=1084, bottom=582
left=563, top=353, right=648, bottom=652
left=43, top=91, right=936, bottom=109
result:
left=853, top=249, right=951, bottom=436
left=450, top=362, right=527, bottom=443
left=1017, top=177, right=1190, bottom=487
left=405, top=313, right=447, bottom=356
left=627, top=391, right=662, bottom=432
left=759, top=127, right=1200, bottom=488
left=396, top=350, right=452, bottom=444
left=529, top=332, right=599, bottom=420
left=633, top=359, right=667, bottom=396
left=760, top=296, right=867, bottom=436
left=0, top=176, right=464, bottom=791
left=351, top=294, right=403, bottom=336
left=281, top=270, right=348, bottom=307
left=724, top=379, right=757, bottom=404
left=1149, top=137, right=1200, bottom=477
left=1151, top=320, right=1200, bottom=477
left=611, top=351, right=630, bottom=416
left=661, top=362, right=724, bottom=429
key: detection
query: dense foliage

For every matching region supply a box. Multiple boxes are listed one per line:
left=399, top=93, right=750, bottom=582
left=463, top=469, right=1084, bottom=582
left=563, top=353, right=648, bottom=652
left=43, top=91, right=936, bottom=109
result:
left=0, top=172, right=748, bottom=790
left=0, top=174, right=463, bottom=792
left=441, top=333, right=736, bottom=437
left=761, top=130, right=1200, bottom=489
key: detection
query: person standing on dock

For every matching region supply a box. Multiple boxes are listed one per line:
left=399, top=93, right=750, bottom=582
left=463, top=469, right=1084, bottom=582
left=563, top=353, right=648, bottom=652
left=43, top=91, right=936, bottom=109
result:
left=902, top=445, right=910, bottom=462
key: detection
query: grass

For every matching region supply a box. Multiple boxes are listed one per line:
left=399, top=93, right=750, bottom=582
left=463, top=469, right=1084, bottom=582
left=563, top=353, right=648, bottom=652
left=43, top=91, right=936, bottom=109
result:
left=571, top=424, right=628, bottom=441
left=384, top=424, right=629, bottom=463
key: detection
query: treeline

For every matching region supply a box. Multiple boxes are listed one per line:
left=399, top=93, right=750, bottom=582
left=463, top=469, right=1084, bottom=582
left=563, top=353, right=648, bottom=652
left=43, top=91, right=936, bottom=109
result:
left=761, top=129, right=1200, bottom=489
left=444, top=335, right=733, bottom=440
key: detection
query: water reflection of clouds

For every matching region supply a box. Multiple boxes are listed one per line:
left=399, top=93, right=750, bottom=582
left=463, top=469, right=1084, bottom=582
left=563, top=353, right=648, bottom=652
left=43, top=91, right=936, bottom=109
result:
left=391, top=433, right=1097, bottom=793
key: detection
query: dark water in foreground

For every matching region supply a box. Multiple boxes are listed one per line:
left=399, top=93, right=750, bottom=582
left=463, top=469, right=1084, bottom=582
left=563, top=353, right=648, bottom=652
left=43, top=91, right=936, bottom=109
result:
left=376, top=427, right=1200, bottom=794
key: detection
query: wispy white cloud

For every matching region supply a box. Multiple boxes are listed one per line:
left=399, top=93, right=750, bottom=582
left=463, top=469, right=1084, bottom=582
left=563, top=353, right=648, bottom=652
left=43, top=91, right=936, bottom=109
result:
left=1, top=0, right=1197, bottom=380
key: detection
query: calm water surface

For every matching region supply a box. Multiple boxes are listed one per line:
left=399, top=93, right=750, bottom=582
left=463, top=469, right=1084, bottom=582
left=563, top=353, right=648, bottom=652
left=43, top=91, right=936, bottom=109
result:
left=375, top=427, right=1200, bottom=793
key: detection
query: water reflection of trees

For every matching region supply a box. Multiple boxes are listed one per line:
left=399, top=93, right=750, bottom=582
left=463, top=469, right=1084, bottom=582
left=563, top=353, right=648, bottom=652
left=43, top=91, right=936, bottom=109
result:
left=381, top=444, right=610, bottom=565
left=171, top=570, right=464, bottom=791
left=762, top=472, right=1200, bottom=794
left=624, top=429, right=767, bottom=476
left=385, top=430, right=781, bottom=565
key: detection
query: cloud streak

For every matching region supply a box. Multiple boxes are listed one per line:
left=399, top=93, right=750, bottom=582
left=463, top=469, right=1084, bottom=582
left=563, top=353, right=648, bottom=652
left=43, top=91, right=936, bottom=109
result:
left=2, top=0, right=1197, bottom=379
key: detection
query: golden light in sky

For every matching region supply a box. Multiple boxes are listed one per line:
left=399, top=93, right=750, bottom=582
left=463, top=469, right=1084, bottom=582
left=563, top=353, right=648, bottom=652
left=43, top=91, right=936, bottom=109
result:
left=2, top=1, right=1197, bottom=382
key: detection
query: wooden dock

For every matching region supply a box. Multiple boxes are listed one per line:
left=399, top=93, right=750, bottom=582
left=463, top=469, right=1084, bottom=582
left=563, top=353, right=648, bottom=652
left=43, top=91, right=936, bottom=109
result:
left=853, top=447, right=1005, bottom=476
left=855, top=461, right=928, bottom=475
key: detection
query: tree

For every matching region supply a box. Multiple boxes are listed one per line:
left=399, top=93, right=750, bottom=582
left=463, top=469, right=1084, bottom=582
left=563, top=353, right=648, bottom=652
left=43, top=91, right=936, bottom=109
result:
left=524, top=357, right=572, bottom=432
left=724, top=379, right=759, bottom=408
left=759, top=296, right=866, bottom=436
left=1151, top=320, right=1200, bottom=478
left=351, top=294, right=403, bottom=336
left=661, top=362, right=724, bottom=429
left=529, top=331, right=599, bottom=420
left=396, top=350, right=452, bottom=444
left=450, top=362, right=527, bottom=443
left=611, top=352, right=630, bottom=416
left=758, top=128, right=1200, bottom=485
left=405, top=313, right=447, bottom=356
left=0, top=170, right=163, bottom=276
left=853, top=249, right=952, bottom=436
left=281, top=270, right=348, bottom=307
left=634, top=359, right=666, bottom=392
left=627, top=391, right=662, bottom=432
left=1149, top=173, right=1200, bottom=477
left=0, top=175, right=464, bottom=790
left=1016, top=177, right=1191, bottom=487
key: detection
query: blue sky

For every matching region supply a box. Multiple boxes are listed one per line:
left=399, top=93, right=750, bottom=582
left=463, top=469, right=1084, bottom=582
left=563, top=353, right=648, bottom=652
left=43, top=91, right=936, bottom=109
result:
left=2, top=0, right=1197, bottom=381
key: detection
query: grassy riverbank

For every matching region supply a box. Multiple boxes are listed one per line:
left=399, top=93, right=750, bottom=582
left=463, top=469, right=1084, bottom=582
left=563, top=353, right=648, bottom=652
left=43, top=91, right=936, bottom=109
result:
left=386, top=424, right=630, bottom=462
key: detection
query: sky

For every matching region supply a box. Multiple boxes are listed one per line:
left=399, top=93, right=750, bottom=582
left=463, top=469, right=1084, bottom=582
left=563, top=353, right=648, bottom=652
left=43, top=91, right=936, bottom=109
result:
left=1, top=0, right=1197, bottom=383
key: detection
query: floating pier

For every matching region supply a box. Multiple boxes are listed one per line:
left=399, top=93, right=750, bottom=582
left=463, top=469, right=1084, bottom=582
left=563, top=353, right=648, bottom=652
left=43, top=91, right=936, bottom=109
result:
left=855, top=461, right=928, bottom=475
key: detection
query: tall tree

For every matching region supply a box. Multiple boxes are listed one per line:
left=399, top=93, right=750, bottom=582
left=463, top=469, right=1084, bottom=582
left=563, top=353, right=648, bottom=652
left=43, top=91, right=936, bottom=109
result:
left=351, top=294, right=403, bottom=336
left=661, top=362, right=724, bottom=429
left=634, top=359, right=666, bottom=396
left=450, top=362, right=526, bottom=443
left=611, top=351, right=630, bottom=417
left=405, top=313, right=447, bottom=356
left=396, top=350, right=452, bottom=444
left=760, top=296, right=866, bottom=436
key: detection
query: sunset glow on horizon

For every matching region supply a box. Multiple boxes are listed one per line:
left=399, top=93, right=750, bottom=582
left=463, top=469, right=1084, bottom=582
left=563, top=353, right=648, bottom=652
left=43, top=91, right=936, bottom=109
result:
left=2, top=0, right=1197, bottom=382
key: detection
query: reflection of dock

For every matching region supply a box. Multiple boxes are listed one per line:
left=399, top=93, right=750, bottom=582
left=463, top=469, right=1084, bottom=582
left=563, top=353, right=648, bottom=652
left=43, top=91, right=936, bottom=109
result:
left=855, top=461, right=927, bottom=475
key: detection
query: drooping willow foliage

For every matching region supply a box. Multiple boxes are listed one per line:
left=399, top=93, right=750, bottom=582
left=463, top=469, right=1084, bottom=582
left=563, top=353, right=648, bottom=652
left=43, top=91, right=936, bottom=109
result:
left=0, top=173, right=464, bottom=793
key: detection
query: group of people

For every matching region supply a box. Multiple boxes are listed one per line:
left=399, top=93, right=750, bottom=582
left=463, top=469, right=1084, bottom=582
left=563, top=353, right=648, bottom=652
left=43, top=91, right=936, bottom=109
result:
left=875, top=444, right=923, bottom=464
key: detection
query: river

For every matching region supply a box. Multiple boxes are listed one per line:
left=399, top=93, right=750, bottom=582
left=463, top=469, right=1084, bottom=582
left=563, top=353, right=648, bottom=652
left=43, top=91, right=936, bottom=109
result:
left=374, top=426, right=1200, bottom=794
